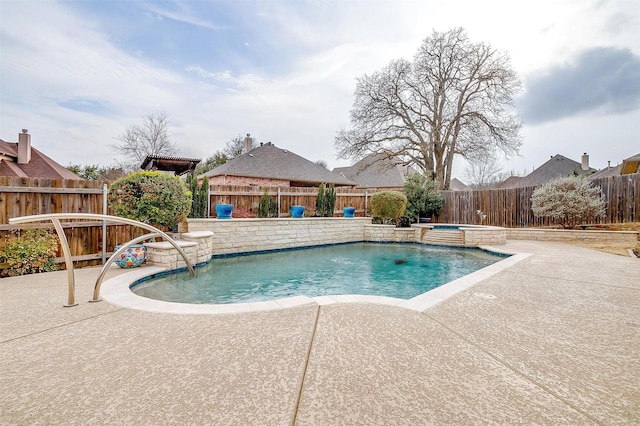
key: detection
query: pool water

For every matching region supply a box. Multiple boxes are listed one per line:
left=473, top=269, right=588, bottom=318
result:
left=132, top=243, right=504, bottom=304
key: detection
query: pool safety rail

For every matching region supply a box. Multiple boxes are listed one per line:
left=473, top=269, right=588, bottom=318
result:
left=8, top=213, right=195, bottom=307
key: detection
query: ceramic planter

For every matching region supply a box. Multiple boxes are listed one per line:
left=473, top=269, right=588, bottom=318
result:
left=290, top=205, right=305, bottom=218
left=343, top=207, right=355, bottom=218
left=215, top=203, right=233, bottom=219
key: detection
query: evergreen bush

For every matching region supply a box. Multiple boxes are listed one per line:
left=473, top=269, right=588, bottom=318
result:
left=370, top=191, right=407, bottom=225
left=0, top=229, right=59, bottom=277
left=400, top=173, right=444, bottom=226
left=531, top=176, right=606, bottom=229
left=258, top=189, right=279, bottom=218
left=108, top=171, right=192, bottom=230
left=316, top=183, right=337, bottom=217
left=186, top=174, right=209, bottom=218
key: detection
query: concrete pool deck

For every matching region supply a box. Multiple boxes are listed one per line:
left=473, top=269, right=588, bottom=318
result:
left=1, top=240, right=639, bottom=424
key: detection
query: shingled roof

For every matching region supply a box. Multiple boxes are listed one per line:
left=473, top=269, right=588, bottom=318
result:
left=0, top=135, right=80, bottom=179
left=497, top=154, right=595, bottom=188
left=333, top=153, right=414, bottom=189
left=202, top=142, right=355, bottom=186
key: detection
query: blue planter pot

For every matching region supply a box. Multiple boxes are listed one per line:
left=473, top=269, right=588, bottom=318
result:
left=290, top=205, right=305, bottom=218
left=113, top=244, right=147, bottom=268
left=215, top=203, right=233, bottom=219
left=343, top=207, right=355, bottom=218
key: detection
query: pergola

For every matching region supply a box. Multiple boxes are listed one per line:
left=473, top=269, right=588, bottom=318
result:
left=141, top=155, right=202, bottom=176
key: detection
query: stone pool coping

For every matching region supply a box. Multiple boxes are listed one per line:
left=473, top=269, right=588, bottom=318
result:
left=99, top=246, right=532, bottom=314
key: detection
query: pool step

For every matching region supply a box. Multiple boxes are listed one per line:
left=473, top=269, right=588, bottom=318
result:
left=421, top=230, right=465, bottom=247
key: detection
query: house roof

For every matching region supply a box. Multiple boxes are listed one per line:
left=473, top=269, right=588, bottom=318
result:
left=621, top=153, right=640, bottom=174
left=202, top=142, right=355, bottom=186
left=141, top=155, right=202, bottom=176
left=333, top=153, right=413, bottom=188
left=589, top=164, right=622, bottom=179
left=449, top=178, right=471, bottom=191
left=497, top=154, right=595, bottom=188
left=0, top=139, right=80, bottom=179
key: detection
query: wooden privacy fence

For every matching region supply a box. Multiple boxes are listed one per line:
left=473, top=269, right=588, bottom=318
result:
left=209, top=185, right=378, bottom=217
left=0, top=177, right=143, bottom=268
left=437, top=174, right=640, bottom=227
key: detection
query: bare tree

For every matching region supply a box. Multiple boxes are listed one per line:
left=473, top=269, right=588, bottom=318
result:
left=223, top=134, right=257, bottom=159
left=335, top=27, right=522, bottom=189
left=112, top=112, right=177, bottom=167
left=315, top=159, right=329, bottom=169
left=464, top=151, right=505, bottom=189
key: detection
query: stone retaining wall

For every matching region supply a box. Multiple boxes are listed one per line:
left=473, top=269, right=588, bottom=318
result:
left=462, top=227, right=508, bottom=246
left=364, top=225, right=417, bottom=243
left=145, top=231, right=214, bottom=270
left=180, top=218, right=372, bottom=256
left=506, top=228, right=639, bottom=243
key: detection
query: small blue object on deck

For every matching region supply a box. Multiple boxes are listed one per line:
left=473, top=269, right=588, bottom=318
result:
left=343, top=207, right=355, bottom=218
left=290, top=205, right=305, bottom=218
left=215, top=203, right=233, bottom=219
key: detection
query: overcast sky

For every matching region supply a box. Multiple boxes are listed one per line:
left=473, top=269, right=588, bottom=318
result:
left=1, top=0, right=639, bottom=181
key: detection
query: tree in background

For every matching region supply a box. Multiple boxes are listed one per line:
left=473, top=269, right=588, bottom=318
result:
left=111, top=112, right=177, bottom=170
left=315, top=159, right=329, bottom=169
left=464, top=151, right=505, bottom=189
left=67, top=164, right=127, bottom=181
left=400, top=173, right=444, bottom=226
left=531, top=176, right=606, bottom=229
left=335, top=27, right=522, bottom=190
left=315, top=183, right=337, bottom=217
left=186, top=174, right=209, bottom=218
left=195, top=134, right=257, bottom=175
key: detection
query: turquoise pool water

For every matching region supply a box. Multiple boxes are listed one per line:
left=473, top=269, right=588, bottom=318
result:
left=132, top=243, right=504, bottom=304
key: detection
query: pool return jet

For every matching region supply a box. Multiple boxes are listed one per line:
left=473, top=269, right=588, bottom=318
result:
left=8, top=213, right=195, bottom=307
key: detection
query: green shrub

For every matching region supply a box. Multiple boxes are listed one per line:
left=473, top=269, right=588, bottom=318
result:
left=400, top=173, right=444, bottom=226
left=370, top=191, right=407, bottom=225
left=108, top=171, right=192, bottom=229
left=258, top=189, right=279, bottom=218
left=315, top=183, right=337, bottom=217
left=531, top=176, right=606, bottom=229
left=0, top=229, right=59, bottom=277
left=186, top=174, right=209, bottom=218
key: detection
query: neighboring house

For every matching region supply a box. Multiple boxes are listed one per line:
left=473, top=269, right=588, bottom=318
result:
left=449, top=178, right=471, bottom=191
left=0, top=129, right=80, bottom=179
left=620, top=153, right=640, bottom=175
left=202, top=142, right=355, bottom=187
left=496, top=153, right=595, bottom=189
left=333, top=153, right=417, bottom=190
left=588, top=164, right=622, bottom=179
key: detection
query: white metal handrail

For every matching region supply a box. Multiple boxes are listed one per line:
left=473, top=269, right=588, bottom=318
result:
left=8, top=213, right=195, bottom=307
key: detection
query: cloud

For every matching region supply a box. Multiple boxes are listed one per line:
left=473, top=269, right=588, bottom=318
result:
left=518, top=46, right=640, bottom=124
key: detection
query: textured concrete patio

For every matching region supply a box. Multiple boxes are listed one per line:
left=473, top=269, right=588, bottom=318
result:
left=1, top=240, right=639, bottom=425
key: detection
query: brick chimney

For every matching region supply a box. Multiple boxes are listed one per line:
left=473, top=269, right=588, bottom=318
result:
left=18, top=129, right=31, bottom=164
left=581, top=153, right=589, bottom=171
left=244, top=133, right=252, bottom=154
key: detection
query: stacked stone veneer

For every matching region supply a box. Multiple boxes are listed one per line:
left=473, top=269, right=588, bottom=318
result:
left=364, top=225, right=417, bottom=243
left=461, top=226, right=507, bottom=246
left=181, top=218, right=373, bottom=255
left=506, top=228, right=639, bottom=243
left=144, top=231, right=214, bottom=270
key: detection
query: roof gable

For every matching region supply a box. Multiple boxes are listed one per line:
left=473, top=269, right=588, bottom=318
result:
left=333, top=153, right=410, bottom=188
left=203, top=143, right=354, bottom=186
left=0, top=138, right=80, bottom=179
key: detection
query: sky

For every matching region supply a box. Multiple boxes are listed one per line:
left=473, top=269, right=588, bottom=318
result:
left=1, top=0, right=639, bottom=182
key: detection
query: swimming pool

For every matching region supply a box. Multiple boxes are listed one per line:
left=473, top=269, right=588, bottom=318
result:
left=132, top=243, right=505, bottom=304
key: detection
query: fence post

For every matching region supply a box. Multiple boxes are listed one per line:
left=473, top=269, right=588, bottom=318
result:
left=277, top=187, right=281, bottom=218
left=102, top=183, right=107, bottom=264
